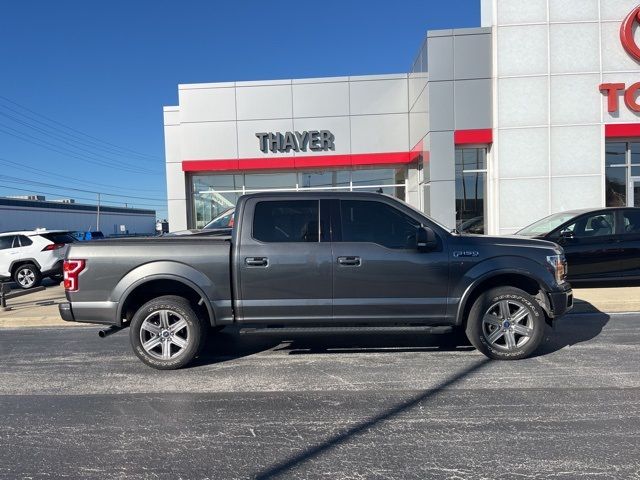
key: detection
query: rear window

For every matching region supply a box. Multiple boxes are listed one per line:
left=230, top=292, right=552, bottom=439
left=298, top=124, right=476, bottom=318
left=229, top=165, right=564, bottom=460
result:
left=18, top=236, right=33, bottom=247
left=41, top=233, right=76, bottom=244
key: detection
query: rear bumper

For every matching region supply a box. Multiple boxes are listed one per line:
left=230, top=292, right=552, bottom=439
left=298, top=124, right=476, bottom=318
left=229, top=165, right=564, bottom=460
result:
left=58, top=301, right=120, bottom=326
left=548, top=283, right=573, bottom=318
left=42, top=260, right=63, bottom=277
left=58, top=302, right=75, bottom=322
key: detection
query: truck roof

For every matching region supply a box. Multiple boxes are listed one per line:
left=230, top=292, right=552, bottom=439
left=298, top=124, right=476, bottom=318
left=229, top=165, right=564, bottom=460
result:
left=239, top=191, right=396, bottom=200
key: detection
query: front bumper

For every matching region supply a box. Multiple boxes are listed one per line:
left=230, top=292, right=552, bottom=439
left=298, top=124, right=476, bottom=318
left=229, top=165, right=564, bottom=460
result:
left=548, top=283, right=573, bottom=318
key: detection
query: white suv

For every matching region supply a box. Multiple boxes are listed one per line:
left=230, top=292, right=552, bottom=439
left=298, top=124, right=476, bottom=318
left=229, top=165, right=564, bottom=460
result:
left=0, top=230, right=76, bottom=289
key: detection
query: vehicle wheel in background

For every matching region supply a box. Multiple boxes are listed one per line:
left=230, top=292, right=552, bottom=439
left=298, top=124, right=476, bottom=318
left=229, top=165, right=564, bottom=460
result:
left=13, top=263, right=42, bottom=290
left=129, top=295, right=206, bottom=370
left=466, top=286, right=545, bottom=360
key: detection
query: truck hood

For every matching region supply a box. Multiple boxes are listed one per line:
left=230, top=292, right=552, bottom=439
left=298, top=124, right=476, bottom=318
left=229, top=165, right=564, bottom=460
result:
left=457, top=234, right=562, bottom=253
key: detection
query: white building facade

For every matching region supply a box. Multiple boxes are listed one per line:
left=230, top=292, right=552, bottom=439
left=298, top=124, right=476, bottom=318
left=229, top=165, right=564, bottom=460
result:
left=164, top=0, right=640, bottom=235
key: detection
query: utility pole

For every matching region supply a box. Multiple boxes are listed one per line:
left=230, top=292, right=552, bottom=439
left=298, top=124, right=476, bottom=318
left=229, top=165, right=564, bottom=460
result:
left=96, top=193, right=101, bottom=231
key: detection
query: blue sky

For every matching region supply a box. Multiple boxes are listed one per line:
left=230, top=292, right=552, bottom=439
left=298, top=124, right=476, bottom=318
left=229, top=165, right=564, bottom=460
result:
left=0, top=0, right=480, bottom=220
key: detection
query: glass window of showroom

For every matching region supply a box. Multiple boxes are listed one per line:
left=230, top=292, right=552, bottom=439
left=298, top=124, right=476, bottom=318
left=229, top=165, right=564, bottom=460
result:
left=190, top=167, right=408, bottom=229
left=606, top=141, right=640, bottom=208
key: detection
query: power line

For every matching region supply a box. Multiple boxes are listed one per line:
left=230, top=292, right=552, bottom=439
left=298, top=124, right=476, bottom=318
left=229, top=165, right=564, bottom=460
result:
left=0, top=174, right=167, bottom=201
left=0, top=109, right=162, bottom=167
left=0, top=121, right=159, bottom=174
left=0, top=156, right=166, bottom=193
left=0, top=123, right=161, bottom=175
left=0, top=95, right=161, bottom=162
left=0, top=183, right=164, bottom=209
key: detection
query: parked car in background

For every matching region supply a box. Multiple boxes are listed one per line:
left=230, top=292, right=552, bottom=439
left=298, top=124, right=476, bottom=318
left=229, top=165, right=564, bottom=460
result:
left=72, top=231, right=105, bottom=241
left=516, top=207, right=640, bottom=284
left=203, top=208, right=234, bottom=230
left=457, top=216, right=484, bottom=234
left=0, top=229, right=75, bottom=289
left=168, top=208, right=235, bottom=236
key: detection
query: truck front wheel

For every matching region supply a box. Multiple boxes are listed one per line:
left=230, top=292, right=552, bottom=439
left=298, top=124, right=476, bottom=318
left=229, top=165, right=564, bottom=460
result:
left=466, top=287, right=545, bottom=360
left=130, top=295, right=206, bottom=370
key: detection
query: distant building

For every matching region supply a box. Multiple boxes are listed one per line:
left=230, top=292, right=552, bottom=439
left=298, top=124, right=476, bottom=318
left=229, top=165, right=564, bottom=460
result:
left=0, top=197, right=156, bottom=235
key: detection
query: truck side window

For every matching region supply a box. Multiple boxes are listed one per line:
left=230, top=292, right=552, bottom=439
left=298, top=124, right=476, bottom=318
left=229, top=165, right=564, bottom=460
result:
left=253, top=200, right=319, bottom=243
left=340, top=200, right=420, bottom=249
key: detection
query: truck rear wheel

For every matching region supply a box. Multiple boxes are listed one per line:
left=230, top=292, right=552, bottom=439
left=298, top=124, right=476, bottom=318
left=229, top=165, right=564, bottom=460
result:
left=465, top=287, right=545, bottom=360
left=130, top=295, right=206, bottom=370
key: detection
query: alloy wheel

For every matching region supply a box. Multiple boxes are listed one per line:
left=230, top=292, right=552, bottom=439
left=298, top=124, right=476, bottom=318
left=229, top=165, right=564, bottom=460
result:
left=482, top=299, right=534, bottom=351
left=16, top=268, right=36, bottom=288
left=139, top=309, right=190, bottom=360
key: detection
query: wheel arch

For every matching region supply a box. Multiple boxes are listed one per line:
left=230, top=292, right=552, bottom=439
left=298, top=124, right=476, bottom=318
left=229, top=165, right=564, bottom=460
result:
left=10, top=258, right=42, bottom=274
left=456, top=271, right=552, bottom=328
left=117, top=275, right=216, bottom=328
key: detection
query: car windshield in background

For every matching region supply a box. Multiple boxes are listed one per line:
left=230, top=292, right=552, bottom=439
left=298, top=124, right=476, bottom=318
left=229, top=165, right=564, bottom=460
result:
left=204, top=209, right=234, bottom=230
left=41, top=232, right=76, bottom=244
left=516, top=212, right=579, bottom=236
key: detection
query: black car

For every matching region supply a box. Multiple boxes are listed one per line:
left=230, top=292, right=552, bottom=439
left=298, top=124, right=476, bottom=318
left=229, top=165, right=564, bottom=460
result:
left=516, top=207, right=640, bottom=284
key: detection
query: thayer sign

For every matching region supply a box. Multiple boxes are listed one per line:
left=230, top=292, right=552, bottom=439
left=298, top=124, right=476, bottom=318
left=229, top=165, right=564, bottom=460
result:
left=255, top=130, right=335, bottom=154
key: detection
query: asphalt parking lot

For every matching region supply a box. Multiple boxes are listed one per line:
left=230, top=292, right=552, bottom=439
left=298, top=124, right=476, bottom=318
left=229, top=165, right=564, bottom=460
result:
left=0, top=312, right=638, bottom=479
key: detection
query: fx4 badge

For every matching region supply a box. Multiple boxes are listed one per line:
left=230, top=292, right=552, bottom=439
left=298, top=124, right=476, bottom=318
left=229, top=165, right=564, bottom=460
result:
left=453, top=250, right=479, bottom=258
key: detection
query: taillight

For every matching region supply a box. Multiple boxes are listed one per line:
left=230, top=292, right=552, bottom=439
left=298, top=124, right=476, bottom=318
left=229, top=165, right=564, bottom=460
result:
left=63, top=259, right=85, bottom=291
left=42, top=243, right=66, bottom=251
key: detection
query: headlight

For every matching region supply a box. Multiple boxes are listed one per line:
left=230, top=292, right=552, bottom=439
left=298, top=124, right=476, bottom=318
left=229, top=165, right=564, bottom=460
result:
left=546, top=254, right=567, bottom=284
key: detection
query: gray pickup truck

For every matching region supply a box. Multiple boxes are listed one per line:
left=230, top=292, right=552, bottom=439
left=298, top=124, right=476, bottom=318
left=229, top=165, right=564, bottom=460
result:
left=59, top=192, right=573, bottom=369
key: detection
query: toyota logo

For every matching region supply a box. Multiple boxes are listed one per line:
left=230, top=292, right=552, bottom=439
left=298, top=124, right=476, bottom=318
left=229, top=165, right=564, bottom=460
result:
left=621, top=5, right=640, bottom=62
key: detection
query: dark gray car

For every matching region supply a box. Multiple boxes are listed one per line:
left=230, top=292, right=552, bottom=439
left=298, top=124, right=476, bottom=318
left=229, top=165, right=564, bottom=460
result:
left=59, top=192, right=573, bottom=369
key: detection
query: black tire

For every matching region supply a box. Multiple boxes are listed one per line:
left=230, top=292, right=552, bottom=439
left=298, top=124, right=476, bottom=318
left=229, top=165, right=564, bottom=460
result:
left=465, top=287, right=545, bottom=360
left=130, top=295, right=206, bottom=370
left=49, top=273, right=63, bottom=282
left=13, top=263, right=42, bottom=290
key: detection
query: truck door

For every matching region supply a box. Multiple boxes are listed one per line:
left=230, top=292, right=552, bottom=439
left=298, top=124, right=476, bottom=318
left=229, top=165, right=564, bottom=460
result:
left=236, top=198, right=332, bottom=323
left=331, top=198, right=449, bottom=323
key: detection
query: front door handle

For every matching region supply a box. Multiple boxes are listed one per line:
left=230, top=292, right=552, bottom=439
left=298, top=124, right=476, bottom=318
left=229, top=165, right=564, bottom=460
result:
left=245, top=257, right=268, bottom=267
left=337, top=256, right=361, bottom=266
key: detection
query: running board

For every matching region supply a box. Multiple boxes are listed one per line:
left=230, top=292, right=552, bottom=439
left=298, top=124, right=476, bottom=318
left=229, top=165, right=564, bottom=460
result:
left=239, top=326, right=453, bottom=335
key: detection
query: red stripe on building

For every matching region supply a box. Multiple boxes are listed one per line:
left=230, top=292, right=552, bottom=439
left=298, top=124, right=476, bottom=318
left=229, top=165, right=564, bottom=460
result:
left=182, top=159, right=239, bottom=172
left=454, top=129, right=493, bottom=145
left=182, top=151, right=416, bottom=172
left=605, top=123, right=640, bottom=138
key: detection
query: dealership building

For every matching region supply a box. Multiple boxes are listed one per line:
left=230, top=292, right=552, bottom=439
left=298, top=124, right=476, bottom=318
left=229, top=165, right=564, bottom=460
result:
left=164, top=0, right=640, bottom=235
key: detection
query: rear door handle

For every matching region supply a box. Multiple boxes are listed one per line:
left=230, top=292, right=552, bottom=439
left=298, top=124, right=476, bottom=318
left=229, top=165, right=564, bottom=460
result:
left=337, top=256, right=361, bottom=266
left=245, top=257, right=268, bottom=267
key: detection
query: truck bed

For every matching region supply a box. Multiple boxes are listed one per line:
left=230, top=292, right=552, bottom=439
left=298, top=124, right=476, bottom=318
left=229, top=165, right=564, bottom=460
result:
left=65, top=236, right=233, bottom=325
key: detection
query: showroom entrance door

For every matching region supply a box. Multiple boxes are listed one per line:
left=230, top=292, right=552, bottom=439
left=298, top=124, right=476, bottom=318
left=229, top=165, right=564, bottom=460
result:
left=628, top=178, right=640, bottom=207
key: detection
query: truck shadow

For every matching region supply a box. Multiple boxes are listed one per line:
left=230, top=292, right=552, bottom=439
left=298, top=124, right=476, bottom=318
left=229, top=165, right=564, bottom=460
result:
left=193, top=303, right=609, bottom=366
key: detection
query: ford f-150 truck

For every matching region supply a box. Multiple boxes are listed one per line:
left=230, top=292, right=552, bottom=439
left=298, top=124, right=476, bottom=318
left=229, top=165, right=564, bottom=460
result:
left=59, top=192, right=573, bottom=369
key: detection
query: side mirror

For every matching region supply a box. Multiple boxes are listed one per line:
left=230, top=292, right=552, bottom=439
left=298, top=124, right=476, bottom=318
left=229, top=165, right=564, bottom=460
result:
left=416, top=226, right=438, bottom=252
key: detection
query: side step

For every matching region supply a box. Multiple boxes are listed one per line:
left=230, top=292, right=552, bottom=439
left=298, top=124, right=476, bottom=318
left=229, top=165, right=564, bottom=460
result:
left=239, top=325, right=453, bottom=335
